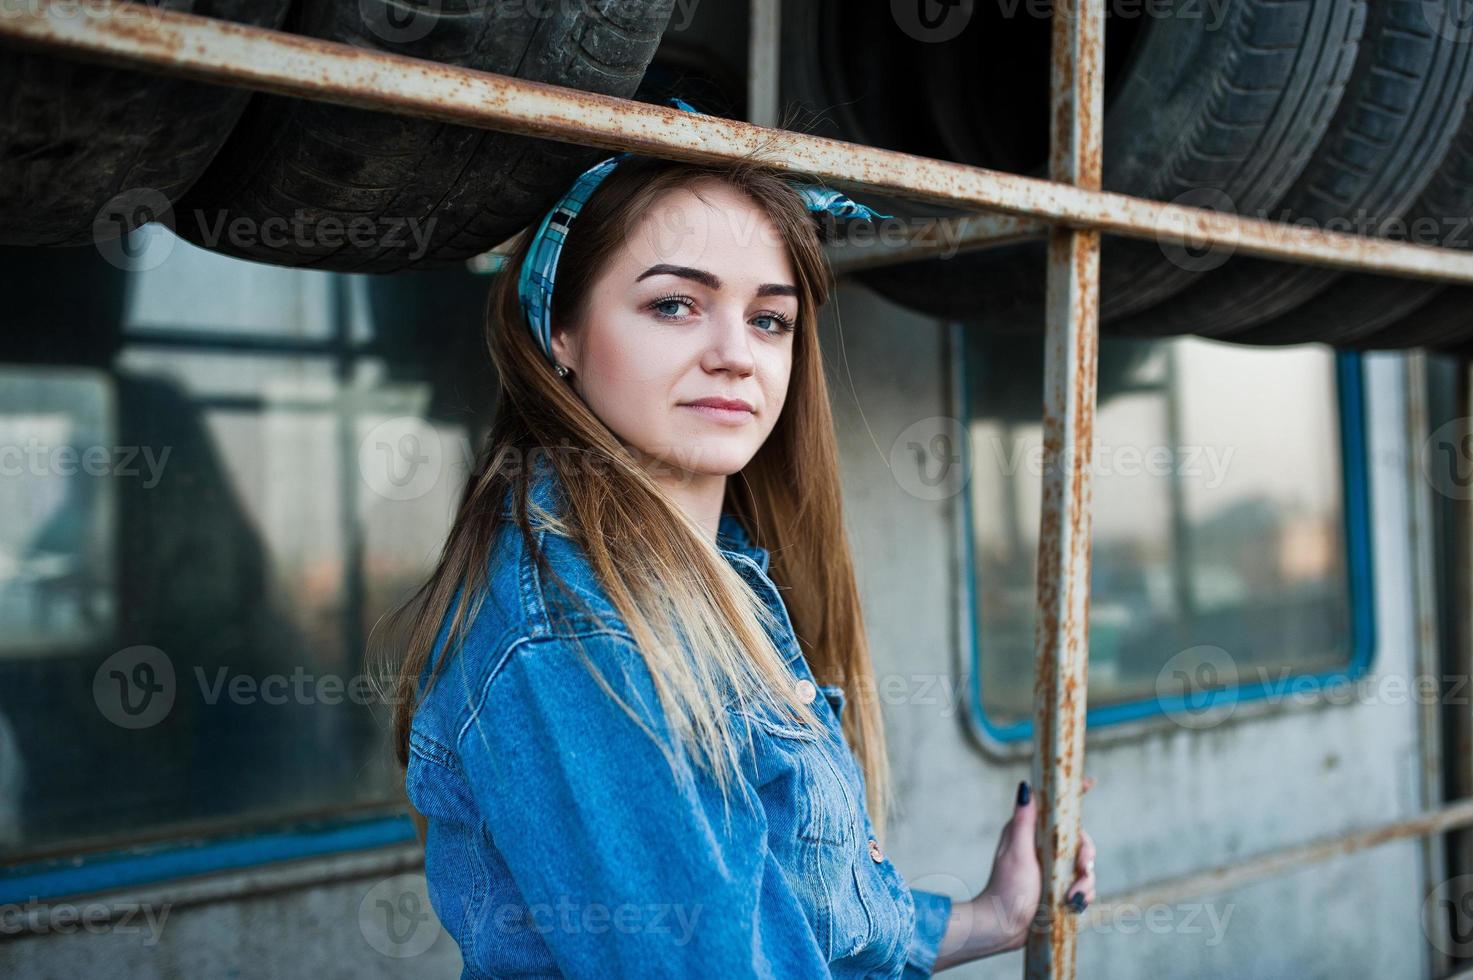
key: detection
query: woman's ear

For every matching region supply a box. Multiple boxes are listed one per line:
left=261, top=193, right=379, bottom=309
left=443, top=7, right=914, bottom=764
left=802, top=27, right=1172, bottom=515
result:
left=550, top=322, right=577, bottom=372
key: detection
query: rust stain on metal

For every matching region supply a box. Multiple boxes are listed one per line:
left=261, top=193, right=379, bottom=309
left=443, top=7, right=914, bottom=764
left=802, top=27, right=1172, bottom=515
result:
left=1093, top=798, right=1473, bottom=920
left=105, top=17, right=181, bottom=56
left=1029, top=4, right=1103, bottom=977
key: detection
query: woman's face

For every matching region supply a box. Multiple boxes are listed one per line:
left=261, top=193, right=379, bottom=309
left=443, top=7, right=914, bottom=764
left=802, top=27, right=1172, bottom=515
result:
left=551, top=180, right=798, bottom=482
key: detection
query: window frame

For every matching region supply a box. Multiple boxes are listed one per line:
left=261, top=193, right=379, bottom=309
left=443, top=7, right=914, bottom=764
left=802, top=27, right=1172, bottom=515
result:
left=0, top=264, right=432, bottom=901
left=952, top=323, right=1377, bottom=755
left=0, top=811, right=417, bottom=904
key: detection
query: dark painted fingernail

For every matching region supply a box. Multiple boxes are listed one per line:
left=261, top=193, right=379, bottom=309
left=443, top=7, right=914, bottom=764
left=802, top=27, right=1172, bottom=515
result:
left=1067, top=892, right=1087, bottom=913
left=1016, top=780, right=1030, bottom=806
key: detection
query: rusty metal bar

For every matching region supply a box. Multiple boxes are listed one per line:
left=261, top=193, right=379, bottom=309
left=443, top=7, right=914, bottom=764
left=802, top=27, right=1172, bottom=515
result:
left=1083, top=797, right=1473, bottom=919
left=1024, top=1, right=1103, bottom=976
left=6, top=1, right=1473, bottom=284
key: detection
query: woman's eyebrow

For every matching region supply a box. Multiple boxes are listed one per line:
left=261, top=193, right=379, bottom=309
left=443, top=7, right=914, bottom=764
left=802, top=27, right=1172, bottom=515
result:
left=635, top=264, right=796, bottom=298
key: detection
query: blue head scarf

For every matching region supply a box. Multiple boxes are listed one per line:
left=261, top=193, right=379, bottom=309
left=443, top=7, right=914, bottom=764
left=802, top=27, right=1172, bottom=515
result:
left=516, top=96, right=891, bottom=367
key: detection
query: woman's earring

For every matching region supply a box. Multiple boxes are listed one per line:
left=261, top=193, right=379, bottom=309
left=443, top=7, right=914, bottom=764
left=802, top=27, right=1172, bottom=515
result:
left=554, top=363, right=571, bottom=379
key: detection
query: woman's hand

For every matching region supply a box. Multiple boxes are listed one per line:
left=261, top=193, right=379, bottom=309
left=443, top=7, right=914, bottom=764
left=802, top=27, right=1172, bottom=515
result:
left=964, top=776, right=1097, bottom=957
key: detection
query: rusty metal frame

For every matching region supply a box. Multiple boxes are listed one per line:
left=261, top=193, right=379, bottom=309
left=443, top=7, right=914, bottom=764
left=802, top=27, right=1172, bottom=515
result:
left=8, top=4, right=1473, bottom=284
left=4, top=1, right=1473, bottom=976
left=1023, top=1, right=1103, bottom=973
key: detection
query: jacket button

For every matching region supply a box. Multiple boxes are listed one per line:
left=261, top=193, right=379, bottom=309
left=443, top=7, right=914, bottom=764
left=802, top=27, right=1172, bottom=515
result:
left=868, top=838, right=884, bottom=862
left=795, top=679, right=817, bottom=704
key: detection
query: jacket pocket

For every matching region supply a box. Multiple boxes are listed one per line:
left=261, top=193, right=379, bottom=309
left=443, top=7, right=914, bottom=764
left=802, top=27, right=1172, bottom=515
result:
left=818, top=683, right=846, bottom=724
left=736, top=704, right=860, bottom=848
left=734, top=704, right=888, bottom=960
left=803, top=827, right=877, bottom=961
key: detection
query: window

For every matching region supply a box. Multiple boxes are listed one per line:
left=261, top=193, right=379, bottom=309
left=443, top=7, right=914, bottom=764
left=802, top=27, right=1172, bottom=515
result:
left=0, top=227, right=494, bottom=891
left=958, top=328, right=1374, bottom=743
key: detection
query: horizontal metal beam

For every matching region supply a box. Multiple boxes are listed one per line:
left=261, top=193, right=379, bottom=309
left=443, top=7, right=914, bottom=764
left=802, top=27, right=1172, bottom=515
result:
left=1086, top=797, right=1473, bottom=919
left=5, top=1, right=1473, bottom=285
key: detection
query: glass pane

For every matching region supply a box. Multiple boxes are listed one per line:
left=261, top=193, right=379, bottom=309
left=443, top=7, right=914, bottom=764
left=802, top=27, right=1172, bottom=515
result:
left=122, top=228, right=335, bottom=340
left=0, top=369, right=117, bottom=654
left=965, top=332, right=1353, bottom=730
left=115, top=348, right=339, bottom=403
left=0, top=234, right=491, bottom=859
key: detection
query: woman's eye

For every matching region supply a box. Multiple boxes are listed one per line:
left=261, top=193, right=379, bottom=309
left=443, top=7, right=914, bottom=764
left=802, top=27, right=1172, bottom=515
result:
left=649, top=296, right=693, bottom=319
left=647, top=295, right=794, bottom=333
left=753, top=312, right=796, bottom=334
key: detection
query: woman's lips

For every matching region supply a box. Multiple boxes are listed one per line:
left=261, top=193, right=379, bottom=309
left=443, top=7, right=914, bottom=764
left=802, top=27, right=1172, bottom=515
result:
left=679, top=403, right=755, bottom=425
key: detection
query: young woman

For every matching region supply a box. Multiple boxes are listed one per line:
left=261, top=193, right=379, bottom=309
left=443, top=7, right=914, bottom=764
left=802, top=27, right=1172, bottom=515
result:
left=386, top=140, right=1097, bottom=976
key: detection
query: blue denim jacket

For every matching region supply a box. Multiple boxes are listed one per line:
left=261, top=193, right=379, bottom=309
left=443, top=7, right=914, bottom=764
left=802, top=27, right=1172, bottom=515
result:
left=406, top=459, right=953, bottom=977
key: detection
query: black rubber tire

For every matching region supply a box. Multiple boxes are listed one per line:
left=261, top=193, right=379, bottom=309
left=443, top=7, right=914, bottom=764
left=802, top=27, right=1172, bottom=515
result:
left=1350, top=286, right=1473, bottom=355
left=1114, top=0, right=1473, bottom=341
left=963, top=330, right=1160, bottom=423
left=0, top=0, right=293, bottom=247
left=1226, top=69, right=1473, bottom=349
left=174, top=0, right=676, bottom=272
left=784, top=0, right=1366, bottom=331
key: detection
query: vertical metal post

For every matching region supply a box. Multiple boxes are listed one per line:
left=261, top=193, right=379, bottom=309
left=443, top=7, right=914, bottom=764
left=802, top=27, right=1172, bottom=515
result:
left=1407, top=350, right=1452, bottom=976
left=747, top=0, right=781, bottom=128
left=1025, top=0, right=1104, bottom=976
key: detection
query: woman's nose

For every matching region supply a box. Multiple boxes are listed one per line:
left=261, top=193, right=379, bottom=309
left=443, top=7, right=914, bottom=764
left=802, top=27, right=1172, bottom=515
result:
left=702, top=309, right=757, bottom=373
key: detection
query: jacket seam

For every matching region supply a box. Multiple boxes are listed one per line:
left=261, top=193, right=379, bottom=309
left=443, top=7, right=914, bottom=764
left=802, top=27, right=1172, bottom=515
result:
left=408, top=727, right=459, bottom=773
left=454, top=627, right=640, bottom=748
left=517, top=527, right=550, bottom=637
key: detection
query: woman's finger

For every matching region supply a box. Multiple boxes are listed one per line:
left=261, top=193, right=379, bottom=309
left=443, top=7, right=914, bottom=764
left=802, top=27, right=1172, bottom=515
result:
left=1077, top=829, right=1095, bottom=869
left=1067, top=871, right=1096, bottom=910
left=1066, top=829, right=1097, bottom=912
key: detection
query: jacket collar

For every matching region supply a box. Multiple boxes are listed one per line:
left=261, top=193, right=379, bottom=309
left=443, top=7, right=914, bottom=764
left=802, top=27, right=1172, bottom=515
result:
left=498, top=453, right=564, bottom=519
left=715, top=511, right=770, bottom=574
left=499, top=454, right=771, bottom=574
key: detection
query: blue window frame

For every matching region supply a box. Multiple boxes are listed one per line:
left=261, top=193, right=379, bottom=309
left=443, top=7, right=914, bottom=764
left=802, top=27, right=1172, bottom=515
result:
left=0, top=813, right=417, bottom=905
left=956, top=327, right=1375, bottom=745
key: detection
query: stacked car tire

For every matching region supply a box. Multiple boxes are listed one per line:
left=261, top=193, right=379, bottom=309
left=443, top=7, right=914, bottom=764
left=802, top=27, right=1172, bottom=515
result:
left=3, top=0, right=1471, bottom=351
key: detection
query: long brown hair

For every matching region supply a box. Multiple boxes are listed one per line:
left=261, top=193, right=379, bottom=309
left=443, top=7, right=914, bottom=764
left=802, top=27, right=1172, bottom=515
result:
left=377, top=151, right=898, bottom=843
